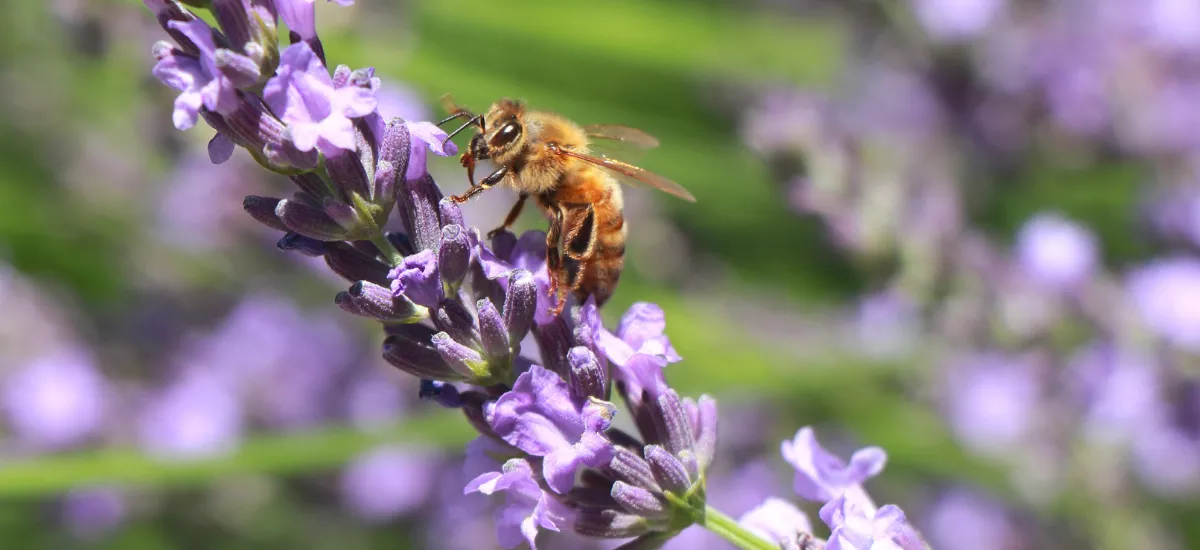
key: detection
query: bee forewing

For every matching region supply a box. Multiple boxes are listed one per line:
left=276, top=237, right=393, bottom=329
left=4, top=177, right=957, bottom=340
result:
left=555, top=147, right=696, bottom=202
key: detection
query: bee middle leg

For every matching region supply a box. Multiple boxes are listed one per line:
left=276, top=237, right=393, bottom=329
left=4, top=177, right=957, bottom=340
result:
left=487, top=193, right=528, bottom=239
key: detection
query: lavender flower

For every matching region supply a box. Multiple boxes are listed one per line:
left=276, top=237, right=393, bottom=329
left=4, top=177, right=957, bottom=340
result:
left=150, top=18, right=241, bottom=130
left=262, top=42, right=376, bottom=157
left=2, top=348, right=108, bottom=450
left=466, top=458, right=575, bottom=549
left=781, top=427, right=886, bottom=503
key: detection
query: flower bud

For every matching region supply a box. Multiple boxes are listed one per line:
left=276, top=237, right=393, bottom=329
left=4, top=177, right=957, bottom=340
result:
left=336, top=281, right=427, bottom=322
left=439, top=198, right=464, bottom=228
left=373, top=160, right=396, bottom=204
left=382, top=326, right=464, bottom=381
left=276, top=198, right=348, bottom=240
left=323, top=199, right=361, bottom=232
left=211, top=0, right=253, bottom=51
left=652, top=388, right=695, bottom=458
left=323, top=242, right=390, bottom=285
left=276, top=233, right=326, bottom=256
left=434, top=300, right=480, bottom=349
left=432, top=332, right=485, bottom=379
left=325, top=150, right=371, bottom=200
left=378, top=118, right=411, bottom=193
left=691, top=395, right=718, bottom=471
left=438, top=225, right=471, bottom=288
left=606, top=447, right=660, bottom=493
left=644, top=445, right=690, bottom=496
left=574, top=509, right=651, bottom=539
left=242, top=195, right=288, bottom=232
left=476, top=299, right=510, bottom=363
left=611, top=482, right=668, bottom=520
left=503, top=269, right=537, bottom=346
left=568, top=347, right=606, bottom=402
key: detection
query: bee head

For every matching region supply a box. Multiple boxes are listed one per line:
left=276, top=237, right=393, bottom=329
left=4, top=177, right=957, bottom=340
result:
left=482, top=98, right=527, bottom=164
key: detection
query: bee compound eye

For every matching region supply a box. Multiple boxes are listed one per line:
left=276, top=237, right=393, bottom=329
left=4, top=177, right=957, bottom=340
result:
left=491, top=122, right=520, bottom=147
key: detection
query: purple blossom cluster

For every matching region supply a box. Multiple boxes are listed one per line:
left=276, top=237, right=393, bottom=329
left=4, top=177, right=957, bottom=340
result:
left=134, top=2, right=934, bottom=548
left=741, top=1, right=1200, bottom=547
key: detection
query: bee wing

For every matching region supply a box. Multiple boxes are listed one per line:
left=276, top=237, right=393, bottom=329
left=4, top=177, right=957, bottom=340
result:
left=583, top=125, right=659, bottom=165
left=553, top=146, right=697, bottom=203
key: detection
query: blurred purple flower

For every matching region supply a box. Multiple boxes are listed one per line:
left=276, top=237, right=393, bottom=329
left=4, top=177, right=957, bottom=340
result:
left=849, top=291, right=921, bottom=358
left=138, top=370, right=242, bottom=459
left=151, top=19, right=240, bottom=130
left=2, top=348, right=107, bottom=449
left=925, top=490, right=1019, bottom=550
left=343, top=370, right=408, bottom=431
left=61, top=488, right=126, bottom=538
left=942, top=352, right=1040, bottom=456
left=820, top=493, right=925, bottom=550
left=156, top=153, right=260, bottom=252
left=465, top=458, right=573, bottom=550
left=486, top=365, right=617, bottom=494
left=1013, top=212, right=1098, bottom=290
left=910, top=0, right=1005, bottom=41
left=341, top=446, right=440, bottom=521
left=262, top=42, right=376, bottom=156
left=1127, top=257, right=1200, bottom=351
left=737, top=498, right=813, bottom=549
left=781, top=427, right=886, bottom=503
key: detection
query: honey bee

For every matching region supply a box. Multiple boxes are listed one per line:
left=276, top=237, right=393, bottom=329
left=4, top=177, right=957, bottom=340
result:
left=437, top=96, right=696, bottom=316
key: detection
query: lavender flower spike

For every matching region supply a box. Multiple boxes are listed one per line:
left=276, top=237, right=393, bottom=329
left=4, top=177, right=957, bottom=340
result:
left=486, top=366, right=618, bottom=494
left=262, top=42, right=377, bottom=157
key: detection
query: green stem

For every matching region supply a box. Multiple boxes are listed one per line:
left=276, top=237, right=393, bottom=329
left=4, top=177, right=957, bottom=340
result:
left=349, top=192, right=404, bottom=267
left=700, top=505, right=778, bottom=550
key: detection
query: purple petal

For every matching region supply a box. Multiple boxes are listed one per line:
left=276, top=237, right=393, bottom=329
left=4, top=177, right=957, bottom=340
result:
left=208, top=134, right=235, bottom=163
left=616, top=302, right=668, bottom=349
left=783, top=427, right=887, bottom=502
left=738, top=498, right=813, bottom=547
left=404, top=121, right=459, bottom=180
left=388, top=249, right=442, bottom=309
left=276, top=0, right=316, bottom=40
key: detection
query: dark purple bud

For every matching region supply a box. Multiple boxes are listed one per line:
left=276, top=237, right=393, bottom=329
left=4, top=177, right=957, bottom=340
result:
left=386, top=231, right=415, bottom=256
left=276, top=198, right=348, bottom=241
left=476, top=299, right=510, bottom=362
left=652, top=388, right=695, bottom=458
left=211, top=0, right=252, bottom=51
left=611, top=482, right=668, bottom=520
left=383, top=328, right=464, bottom=381
left=491, top=230, right=517, bottom=260
left=574, top=509, right=651, bottom=539
left=439, top=198, right=464, bottom=228
left=242, top=195, right=288, bottom=232
left=568, top=346, right=606, bottom=402
left=504, top=269, right=537, bottom=346
left=337, top=281, right=427, bottom=322
left=418, top=379, right=463, bottom=408
left=373, top=160, right=396, bottom=204
left=325, top=150, right=371, bottom=200
left=401, top=174, right=445, bottom=252
left=434, top=300, right=481, bottom=349
left=288, top=173, right=330, bottom=199
left=323, top=242, right=390, bottom=285
left=533, top=318, right=572, bottom=378
left=214, top=48, right=264, bottom=88
left=691, top=396, right=718, bottom=471
left=644, top=445, right=690, bottom=495
left=323, top=199, right=360, bottom=232
left=331, top=64, right=351, bottom=88
left=459, top=390, right=498, bottom=439
left=432, top=332, right=485, bottom=379
left=276, top=233, right=326, bottom=256
left=145, top=0, right=201, bottom=56
left=471, top=258, right=506, bottom=312
left=606, top=448, right=661, bottom=493
left=438, top=225, right=471, bottom=287
left=379, top=118, right=411, bottom=196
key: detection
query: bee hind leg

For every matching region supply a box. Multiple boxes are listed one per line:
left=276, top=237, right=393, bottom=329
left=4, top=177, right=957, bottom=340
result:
left=487, top=193, right=528, bottom=239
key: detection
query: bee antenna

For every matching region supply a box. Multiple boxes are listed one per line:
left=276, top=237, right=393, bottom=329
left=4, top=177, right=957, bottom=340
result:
left=443, top=114, right=485, bottom=146
left=437, top=112, right=470, bottom=127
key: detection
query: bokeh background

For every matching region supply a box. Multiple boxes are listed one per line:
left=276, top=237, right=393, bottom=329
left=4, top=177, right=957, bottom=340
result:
left=3, top=0, right=1200, bottom=548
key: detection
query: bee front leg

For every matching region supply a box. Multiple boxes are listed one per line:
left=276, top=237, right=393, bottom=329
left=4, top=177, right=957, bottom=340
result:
left=451, top=165, right=509, bottom=204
